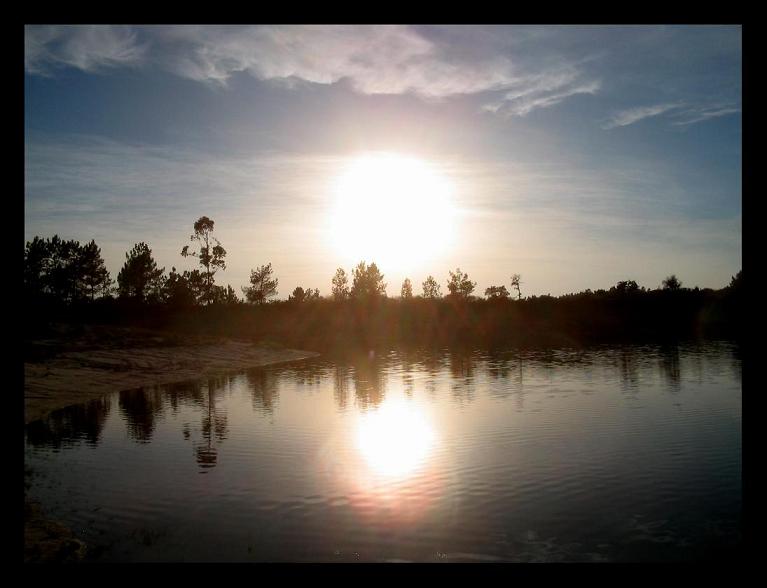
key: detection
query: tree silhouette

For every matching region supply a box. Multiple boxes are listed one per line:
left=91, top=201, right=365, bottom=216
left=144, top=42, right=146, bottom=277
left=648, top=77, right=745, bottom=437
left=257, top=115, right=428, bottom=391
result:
left=510, top=274, right=522, bottom=300
left=331, top=268, right=350, bottom=300
left=25, top=236, right=112, bottom=302
left=401, top=278, right=413, bottom=299
left=162, top=267, right=199, bottom=307
left=206, top=283, right=241, bottom=304
left=485, top=285, right=510, bottom=299
left=181, top=216, right=226, bottom=305
left=79, top=240, right=113, bottom=300
left=47, top=236, right=84, bottom=302
left=351, top=261, right=387, bottom=299
left=289, top=286, right=320, bottom=302
left=117, top=242, right=165, bottom=302
left=729, top=270, right=742, bottom=290
left=447, top=268, right=476, bottom=299
left=662, top=275, right=682, bottom=290
left=243, top=263, right=278, bottom=304
left=219, top=284, right=241, bottom=304
left=422, top=275, right=442, bottom=299
left=613, top=280, right=640, bottom=294
left=24, top=236, right=52, bottom=299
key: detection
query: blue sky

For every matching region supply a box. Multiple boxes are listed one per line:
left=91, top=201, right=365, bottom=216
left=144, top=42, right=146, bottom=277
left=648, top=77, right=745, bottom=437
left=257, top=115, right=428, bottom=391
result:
left=24, top=25, right=742, bottom=297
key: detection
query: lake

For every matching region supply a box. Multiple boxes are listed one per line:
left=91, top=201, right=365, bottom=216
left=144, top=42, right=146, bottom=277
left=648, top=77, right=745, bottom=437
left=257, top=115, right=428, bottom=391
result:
left=24, top=341, right=742, bottom=562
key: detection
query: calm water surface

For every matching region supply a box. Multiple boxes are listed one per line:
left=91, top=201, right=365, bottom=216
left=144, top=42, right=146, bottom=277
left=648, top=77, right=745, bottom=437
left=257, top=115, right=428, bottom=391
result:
left=25, top=342, right=742, bottom=562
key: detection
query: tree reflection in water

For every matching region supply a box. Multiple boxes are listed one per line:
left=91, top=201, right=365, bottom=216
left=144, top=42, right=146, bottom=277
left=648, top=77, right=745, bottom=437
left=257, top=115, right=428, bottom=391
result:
left=398, top=348, right=417, bottom=398
left=351, top=353, right=387, bottom=409
left=620, top=348, right=640, bottom=393
left=194, top=378, right=229, bottom=472
left=659, top=345, right=682, bottom=393
left=333, top=365, right=351, bottom=411
left=449, top=351, right=475, bottom=404
left=117, top=377, right=229, bottom=472
left=247, top=369, right=279, bottom=416
left=26, top=396, right=112, bottom=449
left=119, top=387, right=167, bottom=443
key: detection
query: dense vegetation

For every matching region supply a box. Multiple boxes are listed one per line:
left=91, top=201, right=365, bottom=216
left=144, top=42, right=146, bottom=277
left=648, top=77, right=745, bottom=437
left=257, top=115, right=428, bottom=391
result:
left=24, top=217, right=743, bottom=352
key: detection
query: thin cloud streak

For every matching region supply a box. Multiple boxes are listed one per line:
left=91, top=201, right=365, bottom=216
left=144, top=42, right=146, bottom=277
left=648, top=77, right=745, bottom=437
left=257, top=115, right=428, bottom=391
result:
left=481, top=65, right=601, bottom=117
left=24, top=25, right=148, bottom=75
left=604, top=101, right=741, bottom=129
left=495, top=80, right=601, bottom=117
left=602, top=103, right=682, bottom=129
left=25, top=25, right=599, bottom=119
left=670, top=105, right=741, bottom=126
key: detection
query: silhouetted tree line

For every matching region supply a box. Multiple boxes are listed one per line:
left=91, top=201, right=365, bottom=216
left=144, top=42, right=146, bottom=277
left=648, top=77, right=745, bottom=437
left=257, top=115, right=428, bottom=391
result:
left=24, top=220, right=743, bottom=349
left=24, top=236, right=113, bottom=303
left=24, top=218, right=245, bottom=313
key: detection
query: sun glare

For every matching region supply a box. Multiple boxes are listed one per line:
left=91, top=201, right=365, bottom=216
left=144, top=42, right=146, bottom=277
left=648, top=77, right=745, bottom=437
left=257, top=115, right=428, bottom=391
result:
left=330, top=153, right=455, bottom=271
left=355, top=398, right=437, bottom=480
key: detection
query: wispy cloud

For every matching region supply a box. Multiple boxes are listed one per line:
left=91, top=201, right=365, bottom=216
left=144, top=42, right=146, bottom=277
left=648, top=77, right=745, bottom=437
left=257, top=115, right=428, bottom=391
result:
left=602, top=103, right=682, bottom=129
left=25, top=25, right=599, bottom=118
left=482, top=71, right=601, bottom=118
left=157, top=25, right=523, bottom=98
left=25, top=25, right=148, bottom=75
left=25, top=25, right=514, bottom=95
left=603, top=100, right=741, bottom=130
left=670, top=104, right=741, bottom=126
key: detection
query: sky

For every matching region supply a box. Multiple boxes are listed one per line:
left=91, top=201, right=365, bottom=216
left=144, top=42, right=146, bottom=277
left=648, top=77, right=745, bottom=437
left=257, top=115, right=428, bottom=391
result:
left=24, top=25, right=742, bottom=298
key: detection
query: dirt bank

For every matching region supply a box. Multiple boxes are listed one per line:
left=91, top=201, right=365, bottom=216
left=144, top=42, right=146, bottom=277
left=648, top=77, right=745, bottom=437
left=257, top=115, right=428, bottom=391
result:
left=24, top=499, right=87, bottom=563
left=24, top=324, right=319, bottom=425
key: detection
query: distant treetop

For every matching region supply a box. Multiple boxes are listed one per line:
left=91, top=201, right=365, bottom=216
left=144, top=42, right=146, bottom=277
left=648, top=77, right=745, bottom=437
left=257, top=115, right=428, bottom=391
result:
left=422, top=275, right=442, bottom=299
left=662, top=275, right=682, bottom=290
left=351, top=261, right=386, bottom=299
left=447, top=268, right=476, bottom=299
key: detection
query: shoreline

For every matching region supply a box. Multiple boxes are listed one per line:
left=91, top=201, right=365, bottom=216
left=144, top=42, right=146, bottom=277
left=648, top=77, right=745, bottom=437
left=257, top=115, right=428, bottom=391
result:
left=24, top=325, right=319, bottom=425
left=25, top=324, right=319, bottom=562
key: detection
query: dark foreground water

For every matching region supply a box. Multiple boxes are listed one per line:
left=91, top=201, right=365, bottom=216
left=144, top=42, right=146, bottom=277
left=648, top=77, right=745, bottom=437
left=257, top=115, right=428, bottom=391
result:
left=24, top=342, right=741, bottom=562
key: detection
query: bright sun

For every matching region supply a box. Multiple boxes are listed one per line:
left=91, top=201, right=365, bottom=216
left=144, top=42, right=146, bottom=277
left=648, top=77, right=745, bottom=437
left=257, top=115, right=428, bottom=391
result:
left=329, top=153, right=455, bottom=270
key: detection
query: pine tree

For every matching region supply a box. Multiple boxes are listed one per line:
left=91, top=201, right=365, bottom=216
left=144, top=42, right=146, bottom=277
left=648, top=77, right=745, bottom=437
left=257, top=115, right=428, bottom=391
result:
left=242, top=263, right=278, bottom=304
left=117, top=242, right=165, bottom=302
left=422, top=275, right=441, bottom=299
left=79, top=240, right=113, bottom=300
left=350, top=261, right=387, bottom=299
left=331, top=268, right=350, bottom=300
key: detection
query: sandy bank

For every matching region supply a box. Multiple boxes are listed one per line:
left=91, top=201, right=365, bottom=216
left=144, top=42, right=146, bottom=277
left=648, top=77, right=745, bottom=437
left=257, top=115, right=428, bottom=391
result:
left=24, top=325, right=319, bottom=425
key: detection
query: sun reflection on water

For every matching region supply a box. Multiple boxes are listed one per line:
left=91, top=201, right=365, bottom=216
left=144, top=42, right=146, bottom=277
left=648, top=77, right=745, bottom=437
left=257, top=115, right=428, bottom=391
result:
left=338, top=395, right=443, bottom=527
left=355, top=397, right=437, bottom=480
